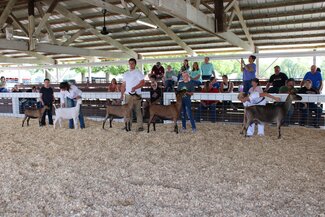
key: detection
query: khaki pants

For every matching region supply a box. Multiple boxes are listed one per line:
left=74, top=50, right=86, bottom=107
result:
left=125, top=94, right=143, bottom=129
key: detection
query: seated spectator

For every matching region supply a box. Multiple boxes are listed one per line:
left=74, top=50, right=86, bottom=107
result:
left=249, top=78, right=263, bottom=94
left=265, top=65, right=288, bottom=93
left=163, top=65, right=177, bottom=92
left=301, top=65, right=323, bottom=93
left=0, top=76, right=8, bottom=92
left=189, top=62, right=202, bottom=86
left=298, top=79, right=322, bottom=128
left=12, top=84, right=22, bottom=92
left=219, top=75, right=234, bottom=93
left=219, top=75, right=235, bottom=110
left=143, top=78, right=163, bottom=118
left=201, top=57, right=215, bottom=81
left=210, top=77, right=220, bottom=89
left=150, top=62, right=164, bottom=80
left=278, top=78, right=297, bottom=126
left=195, top=81, right=219, bottom=123
left=107, top=78, right=120, bottom=92
left=108, top=78, right=121, bottom=105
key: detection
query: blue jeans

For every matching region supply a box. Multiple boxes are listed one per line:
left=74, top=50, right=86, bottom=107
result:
left=164, top=80, right=174, bottom=92
left=191, top=80, right=202, bottom=86
left=202, top=75, right=212, bottom=81
left=67, top=98, right=85, bottom=129
left=243, top=80, right=252, bottom=94
left=181, top=96, right=196, bottom=130
left=196, top=103, right=216, bottom=122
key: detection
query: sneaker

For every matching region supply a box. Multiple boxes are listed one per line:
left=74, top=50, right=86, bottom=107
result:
left=180, top=128, right=187, bottom=133
left=314, top=124, right=320, bottom=128
left=257, top=134, right=264, bottom=136
left=192, top=129, right=197, bottom=133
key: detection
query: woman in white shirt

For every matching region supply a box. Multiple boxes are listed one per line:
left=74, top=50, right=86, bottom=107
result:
left=248, top=78, right=263, bottom=94
left=59, top=81, right=85, bottom=129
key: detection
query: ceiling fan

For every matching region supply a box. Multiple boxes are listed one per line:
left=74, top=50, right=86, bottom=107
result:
left=101, top=9, right=109, bottom=35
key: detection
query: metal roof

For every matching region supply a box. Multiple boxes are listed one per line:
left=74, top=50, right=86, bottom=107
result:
left=0, top=0, right=325, bottom=64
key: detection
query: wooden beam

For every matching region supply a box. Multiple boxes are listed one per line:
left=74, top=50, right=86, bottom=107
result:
left=131, top=0, right=197, bottom=56
left=28, top=0, right=36, bottom=50
left=224, top=0, right=235, bottom=13
left=226, top=8, right=236, bottom=31
left=145, top=0, right=254, bottom=52
left=34, top=0, right=59, bottom=37
left=9, top=13, right=29, bottom=36
left=0, top=38, right=130, bottom=59
left=232, top=0, right=254, bottom=47
left=0, top=0, right=18, bottom=29
left=61, top=29, right=86, bottom=46
left=24, top=51, right=56, bottom=64
left=44, top=0, right=137, bottom=58
left=35, top=2, right=58, bottom=45
left=215, top=0, right=225, bottom=32
left=78, top=0, right=131, bottom=16
left=0, top=55, right=50, bottom=64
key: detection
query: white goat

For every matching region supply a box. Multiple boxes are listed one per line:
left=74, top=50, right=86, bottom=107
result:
left=53, top=99, right=82, bottom=129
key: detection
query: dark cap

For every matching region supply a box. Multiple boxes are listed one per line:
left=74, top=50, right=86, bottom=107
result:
left=251, top=78, right=259, bottom=83
left=274, top=65, right=280, bottom=68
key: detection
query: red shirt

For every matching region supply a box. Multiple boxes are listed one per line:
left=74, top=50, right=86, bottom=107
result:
left=201, top=87, right=219, bottom=105
left=151, top=65, right=165, bottom=77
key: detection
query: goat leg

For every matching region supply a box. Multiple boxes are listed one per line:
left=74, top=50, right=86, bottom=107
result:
left=277, top=121, right=282, bottom=139
left=109, top=116, right=113, bottom=128
left=125, top=122, right=129, bottom=132
left=22, top=116, right=27, bottom=127
left=147, top=115, right=154, bottom=133
left=102, top=115, right=109, bottom=129
left=27, top=117, right=30, bottom=126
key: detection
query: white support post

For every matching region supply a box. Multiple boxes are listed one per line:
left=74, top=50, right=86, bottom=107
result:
left=313, top=49, right=317, bottom=66
left=12, top=96, right=20, bottom=116
left=56, top=67, right=59, bottom=83
left=255, top=47, right=259, bottom=78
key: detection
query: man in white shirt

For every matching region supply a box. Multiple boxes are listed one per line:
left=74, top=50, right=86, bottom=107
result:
left=120, top=58, right=145, bottom=131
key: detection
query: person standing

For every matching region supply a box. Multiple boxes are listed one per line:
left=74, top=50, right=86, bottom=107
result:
left=163, top=65, right=177, bottom=92
left=177, top=59, right=190, bottom=82
left=59, top=81, right=85, bottom=129
left=241, top=55, right=256, bottom=93
left=0, top=76, right=8, bottom=92
left=178, top=72, right=196, bottom=133
left=301, top=65, right=323, bottom=93
left=265, top=65, right=288, bottom=93
left=201, top=57, right=216, bottom=81
left=39, top=78, right=54, bottom=126
left=189, top=62, right=202, bottom=86
left=120, top=58, right=145, bottom=132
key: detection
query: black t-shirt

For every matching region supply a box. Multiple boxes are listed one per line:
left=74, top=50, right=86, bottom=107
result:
left=298, top=87, right=319, bottom=94
left=40, top=86, right=54, bottom=104
left=269, top=72, right=288, bottom=88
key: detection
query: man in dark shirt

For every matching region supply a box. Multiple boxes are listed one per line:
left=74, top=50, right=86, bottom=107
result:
left=265, top=65, right=288, bottom=93
left=298, top=79, right=322, bottom=128
left=150, top=62, right=164, bottom=80
left=39, top=78, right=55, bottom=126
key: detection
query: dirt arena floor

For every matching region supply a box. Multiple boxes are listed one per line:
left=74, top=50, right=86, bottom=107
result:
left=0, top=117, right=324, bottom=216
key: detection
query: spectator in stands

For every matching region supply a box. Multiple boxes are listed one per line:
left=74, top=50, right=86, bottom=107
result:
left=163, top=65, right=177, bottom=92
left=249, top=78, right=263, bottom=94
left=59, top=81, right=85, bottom=129
left=178, top=71, right=196, bottom=133
left=150, top=62, right=164, bottom=80
left=11, top=84, right=22, bottom=92
left=219, top=75, right=234, bottom=93
left=241, top=55, right=256, bottom=93
left=120, top=58, right=145, bottom=132
left=189, top=62, right=202, bottom=86
left=196, top=81, right=218, bottom=123
left=265, top=65, right=288, bottom=93
left=108, top=78, right=121, bottom=105
left=301, top=65, right=323, bottom=93
left=40, top=78, right=54, bottom=126
left=210, top=77, right=220, bottom=89
left=238, top=91, right=280, bottom=136
left=143, top=76, right=163, bottom=118
left=177, top=59, right=190, bottom=82
left=278, top=78, right=297, bottom=126
left=0, top=76, right=8, bottom=92
left=107, top=78, right=120, bottom=92
left=201, top=57, right=216, bottom=80
left=298, top=79, right=322, bottom=128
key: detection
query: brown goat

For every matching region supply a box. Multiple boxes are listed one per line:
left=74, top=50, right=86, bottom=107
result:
left=22, top=105, right=49, bottom=127
left=102, top=93, right=141, bottom=131
left=147, top=89, right=187, bottom=134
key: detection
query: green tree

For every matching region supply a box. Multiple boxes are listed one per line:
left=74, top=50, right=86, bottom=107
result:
left=279, top=59, right=308, bottom=79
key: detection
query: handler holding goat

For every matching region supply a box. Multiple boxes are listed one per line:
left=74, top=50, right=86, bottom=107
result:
left=120, top=58, right=145, bottom=132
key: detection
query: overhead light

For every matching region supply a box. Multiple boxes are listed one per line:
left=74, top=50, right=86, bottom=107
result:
left=122, top=24, right=130, bottom=32
left=13, top=35, right=29, bottom=40
left=136, top=20, right=157, bottom=29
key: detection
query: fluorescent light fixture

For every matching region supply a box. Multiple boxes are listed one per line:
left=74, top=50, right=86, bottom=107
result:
left=13, top=35, right=29, bottom=40
left=136, top=20, right=157, bottom=29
